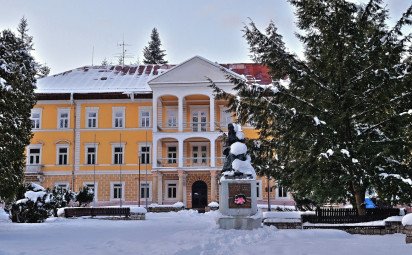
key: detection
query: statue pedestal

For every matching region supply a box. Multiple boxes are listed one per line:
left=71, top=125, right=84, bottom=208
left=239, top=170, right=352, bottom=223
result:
left=218, top=178, right=261, bottom=230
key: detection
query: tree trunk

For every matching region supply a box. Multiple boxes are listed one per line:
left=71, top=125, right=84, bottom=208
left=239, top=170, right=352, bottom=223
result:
left=353, top=187, right=366, bottom=216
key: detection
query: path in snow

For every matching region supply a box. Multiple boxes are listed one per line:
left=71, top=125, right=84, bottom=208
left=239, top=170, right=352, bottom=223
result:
left=0, top=210, right=410, bottom=255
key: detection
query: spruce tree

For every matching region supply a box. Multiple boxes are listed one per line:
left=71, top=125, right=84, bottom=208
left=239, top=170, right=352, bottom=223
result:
left=0, top=27, right=37, bottom=202
left=142, top=28, right=168, bottom=64
left=212, top=0, right=412, bottom=215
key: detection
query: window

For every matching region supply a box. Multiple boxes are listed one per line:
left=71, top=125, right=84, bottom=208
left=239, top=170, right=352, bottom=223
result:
left=166, top=181, right=177, bottom=199
left=55, top=183, right=69, bottom=192
left=112, top=107, right=125, bottom=128
left=140, top=108, right=151, bottom=127
left=256, top=180, right=262, bottom=199
left=277, top=185, right=288, bottom=198
left=192, top=145, right=207, bottom=165
left=111, top=183, right=124, bottom=199
left=220, top=107, right=232, bottom=127
left=167, top=109, right=177, bottom=127
left=140, top=145, right=150, bottom=164
left=57, top=146, right=69, bottom=165
left=140, top=182, right=152, bottom=200
left=113, top=145, right=124, bottom=164
left=58, top=109, right=70, bottom=129
left=86, top=108, right=98, bottom=128
left=85, top=144, right=98, bottom=165
left=167, top=146, right=177, bottom=164
left=30, top=109, right=41, bottom=129
left=28, top=147, right=41, bottom=165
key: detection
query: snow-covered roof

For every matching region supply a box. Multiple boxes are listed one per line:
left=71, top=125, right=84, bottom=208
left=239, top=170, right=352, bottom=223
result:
left=36, top=64, right=174, bottom=94
left=36, top=56, right=272, bottom=95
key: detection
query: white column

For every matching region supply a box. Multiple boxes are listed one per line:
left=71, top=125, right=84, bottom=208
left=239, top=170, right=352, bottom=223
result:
left=157, top=172, right=163, bottom=204
left=210, top=138, right=216, bottom=167
left=152, top=172, right=158, bottom=202
left=209, top=96, right=215, bottom=131
left=152, top=96, right=157, bottom=132
left=210, top=170, right=218, bottom=202
left=152, top=138, right=158, bottom=169
left=177, top=170, right=185, bottom=202
left=178, top=96, right=183, bottom=132
left=178, top=138, right=184, bottom=168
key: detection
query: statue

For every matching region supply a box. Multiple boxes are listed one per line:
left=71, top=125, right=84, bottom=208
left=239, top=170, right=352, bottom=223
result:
left=222, top=123, right=247, bottom=176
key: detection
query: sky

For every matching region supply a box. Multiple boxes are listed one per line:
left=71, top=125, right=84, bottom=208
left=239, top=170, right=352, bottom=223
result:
left=0, top=0, right=410, bottom=75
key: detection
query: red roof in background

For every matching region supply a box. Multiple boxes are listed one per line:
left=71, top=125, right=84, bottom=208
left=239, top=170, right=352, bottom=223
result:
left=221, top=63, right=272, bottom=85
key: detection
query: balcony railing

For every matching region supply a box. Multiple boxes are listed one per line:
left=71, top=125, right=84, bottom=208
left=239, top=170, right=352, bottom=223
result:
left=25, top=164, right=43, bottom=174
left=156, top=121, right=239, bottom=133
left=156, top=157, right=226, bottom=168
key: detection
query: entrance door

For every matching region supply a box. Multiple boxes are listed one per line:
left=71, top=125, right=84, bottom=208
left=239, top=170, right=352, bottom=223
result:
left=192, top=181, right=208, bottom=210
left=191, top=110, right=207, bottom=132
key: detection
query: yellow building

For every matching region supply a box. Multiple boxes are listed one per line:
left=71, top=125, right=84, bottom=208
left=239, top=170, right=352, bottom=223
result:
left=25, top=56, right=294, bottom=209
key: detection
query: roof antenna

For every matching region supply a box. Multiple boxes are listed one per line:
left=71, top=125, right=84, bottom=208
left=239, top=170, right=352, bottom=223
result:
left=115, top=34, right=133, bottom=67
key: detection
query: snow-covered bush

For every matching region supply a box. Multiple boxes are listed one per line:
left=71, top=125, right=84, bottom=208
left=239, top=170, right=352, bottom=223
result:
left=75, top=186, right=94, bottom=207
left=47, top=186, right=75, bottom=216
left=10, top=183, right=51, bottom=223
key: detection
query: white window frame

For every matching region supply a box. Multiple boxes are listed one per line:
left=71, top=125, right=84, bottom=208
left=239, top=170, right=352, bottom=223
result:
left=166, top=107, right=178, bottom=128
left=276, top=183, right=289, bottom=199
left=166, top=143, right=178, bottom=164
left=86, top=107, right=99, bottom=128
left=220, top=106, right=232, bottom=127
left=139, top=107, right=152, bottom=128
left=54, top=182, right=70, bottom=192
left=30, top=108, right=42, bottom=129
left=112, top=143, right=125, bottom=165
left=165, top=180, right=178, bottom=200
left=110, top=182, right=125, bottom=200
left=27, top=145, right=42, bottom=165
left=139, top=181, right=152, bottom=201
left=57, top=108, right=70, bottom=129
left=85, top=143, right=98, bottom=165
left=256, top=180, right=263, bottom=200
left=112, top=107, right=125, bottom=128
left=190, top=142, right=209, bottom=165
left=56, top=144, right=69, bottom=165
left=83, top=182, right=98, bottom=201
left=139, top=143, right=151, bottom=164
left=190, top=105, right=209, bottom=132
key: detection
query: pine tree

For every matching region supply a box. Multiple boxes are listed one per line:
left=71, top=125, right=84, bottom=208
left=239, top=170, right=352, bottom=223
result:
left=101, top=58, right=109, bottom=67
left=212, top=0, right=412, bottom=215
left=142, top=28, right=168, bottom=64
left=36, top=64, right=50, bottom=78
left=0, top=27, right=37, bottom=202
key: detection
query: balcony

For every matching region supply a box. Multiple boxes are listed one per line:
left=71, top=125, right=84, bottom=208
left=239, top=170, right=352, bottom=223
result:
left=156, top=157, right=225, bottom=168
left=25, top=164, right=44, bottom=174
left=157, top=122, right=231, bottom=133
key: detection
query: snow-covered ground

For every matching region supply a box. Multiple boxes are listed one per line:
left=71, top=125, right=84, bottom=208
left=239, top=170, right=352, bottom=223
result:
left=0, top=210, right=410, bottom=255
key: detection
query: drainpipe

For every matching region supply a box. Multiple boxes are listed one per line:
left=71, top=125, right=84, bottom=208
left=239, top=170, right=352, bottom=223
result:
left=70, top=92, right=76, bottom=191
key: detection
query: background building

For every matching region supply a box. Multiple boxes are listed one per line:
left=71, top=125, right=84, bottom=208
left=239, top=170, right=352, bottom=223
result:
left=25, top=56, right=294, bottom=209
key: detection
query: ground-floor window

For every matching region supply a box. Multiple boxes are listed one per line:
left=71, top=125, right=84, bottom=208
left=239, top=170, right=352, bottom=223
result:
left=277, top=185, right=288, bottom=198
left=111, top=183, right=124, bottom=200
left=166, top=181, right=177, bottom=199
left=140, top=182, right=152, bottom=200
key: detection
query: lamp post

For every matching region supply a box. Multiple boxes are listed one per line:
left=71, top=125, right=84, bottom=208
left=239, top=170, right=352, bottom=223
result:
left=138, top=150, right=141, bottom=207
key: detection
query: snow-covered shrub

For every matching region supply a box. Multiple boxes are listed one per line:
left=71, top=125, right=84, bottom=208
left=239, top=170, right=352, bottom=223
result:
left=75, top=186, right=94, bottom=207
left=47, top=186, right=75, bottom=216
left=10, top=183, right=51, bottom=223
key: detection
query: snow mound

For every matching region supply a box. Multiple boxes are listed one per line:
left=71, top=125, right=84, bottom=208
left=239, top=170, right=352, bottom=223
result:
left=208, top=202, right=219, bottom=208
left=25, top=190, right=47, bottom=202
left=230, top=142, right=247, bottom=155
left=0, top=208, right=10, bottom=222
left=402, top=213, right=412, bottom=226
left=263, top=211, right=301, bottom=219
left=130, top=206, right=147, bottom=214
left=173, top=202, right=184, bottom=208
left=232, top=159, right=256, bottom=177
left=57, top=208, right=66, bottom=217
